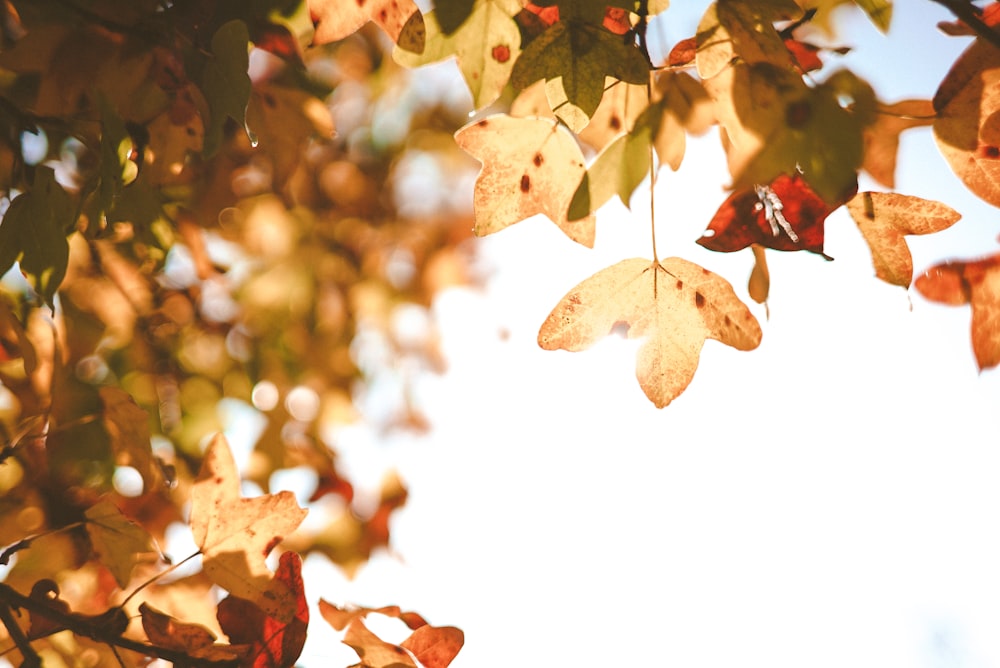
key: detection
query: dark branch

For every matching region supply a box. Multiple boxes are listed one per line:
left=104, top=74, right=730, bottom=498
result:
left=0, top=601, right=41, bottom=667
left=930, top=0, right=1000, bottom=51
left=0, top=584, right=239, bottom=668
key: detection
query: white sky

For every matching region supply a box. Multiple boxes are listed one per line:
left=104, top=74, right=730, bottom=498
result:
left=299, top=2, right=1000, bottom=668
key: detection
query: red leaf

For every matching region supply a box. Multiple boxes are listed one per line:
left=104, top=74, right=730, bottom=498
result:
left=697, top=173, right=852, bottom=256
left=217, top=552, right=308, bottom=668
left=784, top=38, right=822, bottom=72
left=668, top=36, right=697, bottom=66
left=400, top=625, right=464, bottom=668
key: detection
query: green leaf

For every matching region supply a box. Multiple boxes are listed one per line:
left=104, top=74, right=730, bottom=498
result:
left=510, top=20, right=650, bottom=125
left=96, top=95, right=136, bottom=229
left=395, top=0, right=522, bottom=110
left=568, top=102, right=660, bottom=220
left=854, top=0, right=891, bottom=32
left=202, top=19, right=254, bottom=157
left=0, top=166, right=74, bottom=307
left=435, top=0, right=477, bottom=34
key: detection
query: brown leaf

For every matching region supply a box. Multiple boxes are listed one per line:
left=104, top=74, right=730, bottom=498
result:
left=454, top=114, right=596, bottom=247
left=538, top=257, right=762, bottom=407
left=400, top=625, right=464, bottom=668
left=915, top=253, right=1000, bottom=370
left=309, top=0, right=422, bottom=45
left=846, top=191, right=961, bottom=287
left=748, top=244, right=770, bottom=304
left=190, top=434, right=307, bottom=623
left=84, top=498, right=160, bottom=589
left=934, top=39, right=1000, bottom=207
left=863, top=100, right=934, bottom=188
left=343, top=619, right=417, bottom=668
left=139, top=602, right=236, bottom=658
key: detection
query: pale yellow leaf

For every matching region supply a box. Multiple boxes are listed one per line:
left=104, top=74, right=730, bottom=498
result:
left=85, top=498, right=160, bottom=589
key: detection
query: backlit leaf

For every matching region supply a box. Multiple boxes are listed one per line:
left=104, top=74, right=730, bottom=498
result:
left=915, top=254, right=1000, bottom=370
left=863, top=99, right=934, bottom=188
left=846, top=191, right=961, bottom=287
left=309, top=0, right=423, bottom=45
left=140, top=602, right=243, bottom=663
left=510, top=20, right=650, bottom=124
left=934, top=38, right=1000, bottom=207
left=695, top=0, right=801, bottom=80
left=854, top=0, right=892, bottom=32
left=454, top=114, right=596, bottom=247
left=190, top=434, right=307, bottom=623
left=84, top=499, right=159, bottom=589
left=400, top=625, right=464, bottom=668
left=217, top=551, right=308, bottom=668
left=538, top=257, right=762, bottom=407
left=99, top=386, right=161, bottom=491
left=393, top=0, right=522, bottom=110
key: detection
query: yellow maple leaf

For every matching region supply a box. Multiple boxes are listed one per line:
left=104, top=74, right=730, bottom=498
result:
left=190, top=434, right=307, bottom=624
left=454, top=114, right=596, bottom=247
left=538, top=257, right=762, bottom=408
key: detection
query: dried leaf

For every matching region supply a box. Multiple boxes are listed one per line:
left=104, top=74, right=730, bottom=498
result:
left=748, top=245, right=770, bottom=304
left=344, top=619, right=417, bottom=668
left=84, top=499, right=159, bottom=589
left=217, top=551, right=308, bottom=668
left=915, top=254, right=1000, bottom=370
left=190, top=434, right=307, bottom=623
left=309, top=0, right=422, bottom=45
left=934, top=39, right=1000, bottom=207
left=863, top=100, right=934, bottom=188
left=695, top=0, right=801, bottom=80
left=139, top=602, right=240, bottom=659
left=846, top=191, right=961, bottom=287
left=399, top=625, right=464, bottom=668
left=538, top=257, right=762, bottom=407
left=454, top=114, right=596, bottom=247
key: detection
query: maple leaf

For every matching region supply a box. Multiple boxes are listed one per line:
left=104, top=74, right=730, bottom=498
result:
left=216, top=551, right=308, bottom=668
left=537, top=257, right=762, bottom=407
left=319, top=599, right=463, bottom=668
left=695, top=0, right=802, bottom=80
left=933, top=38, right=1000, bottom=207
left=509, top=18, right=650, bottom=126
left=394, top=0, right=522, bottom=110
left=697, top=173, right=849, bottom=256
left=845, top=192, right=961, bottom=287
left=140, top=602, right=244, bottom=664
left=454, top=114, right=596, bottom=247
left=653, top=70, right=715, bottom=171
left=190, top=434, right=307, bottom=624
left=914, top=253, right=1000, bottom=370
left=309, top=0, right=423, bottom=46
left=862, top=100, right=935, bottom=189
left=84, top=498, right=161, bottom=589
left=705, top=62, right=874, bottom=204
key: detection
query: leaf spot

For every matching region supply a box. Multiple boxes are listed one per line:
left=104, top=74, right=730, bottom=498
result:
left=492, top=44, right=511, bottom=63
left=520, top=174, right=531, bottom=193
left=979, top=145, right=1000, bottom=159
left=675, top=280, right=683, bottom=289
left=695, top=292, right=705, bottom=308
left=610, top=115, right=621, bottom=131
left=533, top=153, right=543, bottom=167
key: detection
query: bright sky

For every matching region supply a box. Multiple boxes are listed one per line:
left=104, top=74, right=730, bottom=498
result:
left=299, top=3, right=1000, bottom=668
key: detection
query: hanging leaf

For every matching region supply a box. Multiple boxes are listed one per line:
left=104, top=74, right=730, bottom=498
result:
left=538, top=257, right=762, bottom=407
left=140, top=602, right=244, bottom=664
left=934, top=38, right=1000, bottom=207
left=863, top=99, right=934, bottom=188
left=748, top=244, right=770, bottom=304
left=845, top=191, right=961, bottom=287
left=697, top=172, right=849, bottom=256
left=201, top=20, right=254, bottom=157
left=84, top=499, right=160, bottom=589
left=914, top=253, right=1000, bottom=370
left=394, top=0, right=522, bottom=110
left=454, top=114, right=596, bottom=247
left=309, top=0, right=423, bottom=46
left=0, top=165, right=74, bottom=308
left=695, top=0, right=802, bottom=80
left=653, top=70, right=716, bottom=171
left=190, top=434, right=307, bottom=624
left=216, top=551, right=308, bottom=668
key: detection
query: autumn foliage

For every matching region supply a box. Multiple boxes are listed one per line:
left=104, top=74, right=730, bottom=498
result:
left=0, top=0, right=998, bottom=666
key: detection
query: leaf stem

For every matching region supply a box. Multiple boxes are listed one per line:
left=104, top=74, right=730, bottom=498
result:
left=119, top=550, right=203, bottom=608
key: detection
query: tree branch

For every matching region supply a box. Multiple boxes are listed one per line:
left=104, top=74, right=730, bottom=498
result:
left=930, top=0, right=1000, bottom=51
left=0, top=584, right=239, bottom=668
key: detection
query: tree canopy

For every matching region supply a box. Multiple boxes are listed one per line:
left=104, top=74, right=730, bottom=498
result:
left=0, top=0, right=997, bottom=666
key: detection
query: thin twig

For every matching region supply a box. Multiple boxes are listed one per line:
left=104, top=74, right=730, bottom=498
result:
left=930, top=0, right=1000, bottom=50
left=0, top=601, right=41, bottom=667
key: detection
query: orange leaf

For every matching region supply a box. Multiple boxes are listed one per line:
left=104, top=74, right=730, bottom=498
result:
left=863, top=100, right=934, bottom=189
left=343, top=619, right=417, bottom=668
left=140, top=602, right=244, bottom=663
left=846, top=191, right=961, bottom=287
left=190, top=434, right=307, bottom=623
left=454, top=114, right=596, bottom=247
left=216, top=551, right=308, bottom=668
left=748, top=245, right=770, bottom=305
left=400, top=625, right=464, bottom=668
left=934, top=39, right=1000, bottom=207
left=915, top=253, right=1000, bottom=370
left=538, top=257, right=762, bottom=407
